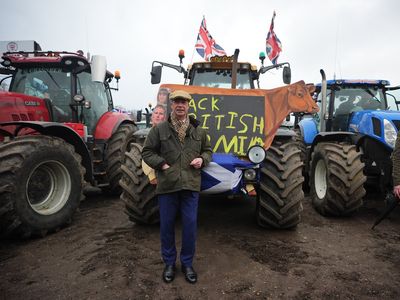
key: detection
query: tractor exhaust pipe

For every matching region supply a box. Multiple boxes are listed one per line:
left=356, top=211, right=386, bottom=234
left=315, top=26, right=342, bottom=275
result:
left=231, top=49, right=239, bottom=89
left=320, top=69, right=327, bottom=132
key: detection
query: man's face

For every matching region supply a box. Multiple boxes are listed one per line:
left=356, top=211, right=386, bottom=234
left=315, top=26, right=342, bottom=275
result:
left=171, top=98, right=189, bottom=119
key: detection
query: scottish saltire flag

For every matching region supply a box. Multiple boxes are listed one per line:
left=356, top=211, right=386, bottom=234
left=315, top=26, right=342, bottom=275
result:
left=266, top=11, right=282, bottom=65
left=200, top=153, right=254, bottom=194
left=195, top=17, right=226, bottom=61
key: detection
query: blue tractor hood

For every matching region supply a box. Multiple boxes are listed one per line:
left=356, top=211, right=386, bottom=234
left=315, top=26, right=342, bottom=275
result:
left=350, top=110, right=400, bottom=149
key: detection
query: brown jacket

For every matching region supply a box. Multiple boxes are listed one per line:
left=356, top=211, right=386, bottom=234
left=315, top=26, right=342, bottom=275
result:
left=392, top=131, right=400, bottom=186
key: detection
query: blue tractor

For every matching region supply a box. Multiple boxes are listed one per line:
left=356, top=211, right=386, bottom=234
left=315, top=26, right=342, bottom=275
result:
left=296, top=70, right=400, bottom=216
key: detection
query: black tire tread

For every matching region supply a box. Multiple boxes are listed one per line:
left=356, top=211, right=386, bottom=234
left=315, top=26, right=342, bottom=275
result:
left=310, top=142, right=366, bottom=216
left=104, top=123, right=137, bottom=194
left=119, top=143, right=159, bottom=224
left=257, top=137, right=304, bottom=229
left=0, top=135, right=84, bottom=238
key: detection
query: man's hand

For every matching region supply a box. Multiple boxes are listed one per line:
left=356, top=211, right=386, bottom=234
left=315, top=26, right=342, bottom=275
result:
left=190, top=157, right=203, bottom=169
left=161, top=163, right=170, bottom=170
left=394, top=185, right=400, bottom=199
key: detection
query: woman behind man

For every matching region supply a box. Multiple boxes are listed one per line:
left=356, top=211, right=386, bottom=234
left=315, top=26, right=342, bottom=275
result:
left=142, top=104, right=166, bottom=184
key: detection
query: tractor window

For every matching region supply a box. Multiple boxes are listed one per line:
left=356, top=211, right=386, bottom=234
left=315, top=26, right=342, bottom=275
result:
left=333, top=87, right=386, bottom=116
left=387, top=90, right=400, bottom=111
left=11, top=67, right=73, bottom=122
left=191, top=69, right=253, bottom=89
left=0, top=75, right=11, bottom=91
left=76, top=71, right=110, bottom=134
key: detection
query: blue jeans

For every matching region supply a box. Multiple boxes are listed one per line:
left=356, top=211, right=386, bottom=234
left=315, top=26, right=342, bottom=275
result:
left=158, top=190, right=199, bottom=267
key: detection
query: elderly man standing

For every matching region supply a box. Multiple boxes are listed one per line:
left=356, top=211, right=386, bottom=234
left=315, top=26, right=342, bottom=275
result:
left=142, top=90, right=212, bottom=284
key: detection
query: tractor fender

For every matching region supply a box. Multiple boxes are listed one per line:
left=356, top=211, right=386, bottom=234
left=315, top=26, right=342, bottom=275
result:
left=298, top=118, right=319, bottom=144
left=0, top=121, right=93, bottom=182
left=310, top=131, right=356, bottom=153
left=94, top=111, right=135, bottom=140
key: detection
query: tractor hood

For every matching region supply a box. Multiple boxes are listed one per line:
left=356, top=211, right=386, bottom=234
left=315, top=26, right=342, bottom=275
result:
left=350, top=109, right=400, bottom=149
left=0, top=90, right=51, bottom=123
left=159, top=82, right=317, bottom=155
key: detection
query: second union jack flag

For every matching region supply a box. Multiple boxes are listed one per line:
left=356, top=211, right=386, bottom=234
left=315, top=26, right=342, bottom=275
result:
left=266, top=11, right=282, bottom=65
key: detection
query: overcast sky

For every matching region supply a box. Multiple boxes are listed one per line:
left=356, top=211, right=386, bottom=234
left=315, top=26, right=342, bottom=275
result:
left=1, top=0, right=400, bottom=110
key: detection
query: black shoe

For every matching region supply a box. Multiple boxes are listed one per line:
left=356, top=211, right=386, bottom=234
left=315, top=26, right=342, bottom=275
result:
left=181, top=266, right=197, bottom=284
left=162, top=265, right=175, bottom=283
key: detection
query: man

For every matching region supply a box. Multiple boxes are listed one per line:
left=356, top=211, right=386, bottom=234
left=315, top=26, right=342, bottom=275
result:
left=142, top=90, right=212, bottom=284
left=393, top=131, right=400, bottom=199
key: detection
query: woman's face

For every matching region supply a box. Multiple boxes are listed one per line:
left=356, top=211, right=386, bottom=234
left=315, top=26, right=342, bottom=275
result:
left=157, top=92, right=168, bottom=104
left=151, top=107, right=165, bottom=125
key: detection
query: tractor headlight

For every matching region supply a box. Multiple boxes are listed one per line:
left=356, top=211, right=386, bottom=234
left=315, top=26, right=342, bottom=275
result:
left=247, top=145, right=266, bottom=164
left=383, top=119, right=397, bottom=148
left=244, top=169, right=257, bottom=181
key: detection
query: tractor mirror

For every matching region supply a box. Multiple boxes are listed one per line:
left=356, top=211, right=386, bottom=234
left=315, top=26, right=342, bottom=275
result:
left=136, top=109, right=142, bottom=122
left=151, top=65, right=162, bottom=84
left=91, top=55, right=107, bottom=83
left=283, top=66, right=291, bottom=84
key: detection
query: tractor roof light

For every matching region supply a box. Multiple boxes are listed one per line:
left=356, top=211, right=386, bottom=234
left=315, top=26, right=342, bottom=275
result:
left=178, top=49, right=185, bottom=59
left=259, top=51, right=266, bottom=66
left=247, top=145, right=266, bottom=164
left=114, top=70, right=121, bottom=80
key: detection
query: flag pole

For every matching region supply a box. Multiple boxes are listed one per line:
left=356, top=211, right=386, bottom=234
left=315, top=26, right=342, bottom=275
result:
left=190, top=15, right=204, bottom=65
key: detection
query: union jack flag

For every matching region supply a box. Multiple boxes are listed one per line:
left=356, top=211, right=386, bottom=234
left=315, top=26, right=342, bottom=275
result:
left=266, top=11, right=282, bottom=65
left=195, top=17, right=226, bottom=61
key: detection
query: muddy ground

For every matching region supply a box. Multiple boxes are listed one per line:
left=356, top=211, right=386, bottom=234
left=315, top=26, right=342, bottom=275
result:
left=1, top=190, right=400, bottom=300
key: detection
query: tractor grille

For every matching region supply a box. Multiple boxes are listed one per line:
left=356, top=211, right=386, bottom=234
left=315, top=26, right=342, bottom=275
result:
left=393, top=120, right=400, bottom=131
left=372, top=117, right=381, bottom=136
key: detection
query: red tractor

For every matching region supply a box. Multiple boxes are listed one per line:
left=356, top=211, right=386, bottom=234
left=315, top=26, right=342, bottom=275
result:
left=0, top=50, right=137, bottom=237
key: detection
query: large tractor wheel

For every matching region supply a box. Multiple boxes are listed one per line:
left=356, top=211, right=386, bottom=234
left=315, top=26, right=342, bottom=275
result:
left=103, top=123, right=137, bottom=195
left=309, top=142, right=366, bottom=216
left=0, top=135, right=84, bottom=238
left=257, top=137, right=304, bottom=229
left=119, top=143, right=159, bottom=224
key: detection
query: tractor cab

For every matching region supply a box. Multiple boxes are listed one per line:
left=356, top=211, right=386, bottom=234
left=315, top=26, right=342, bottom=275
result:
left=313, top=80, right=400, bottom=132
left=150, top=49, right=291, bottom=88
left=1, top=51, right=118, bottom=135
left=187, top=57, right=258, bottom=89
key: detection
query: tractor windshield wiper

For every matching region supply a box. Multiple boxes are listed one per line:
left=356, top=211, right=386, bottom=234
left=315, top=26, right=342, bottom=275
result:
left=363, top=88, right=380, bottom=102
left=45, top=70, right=61, bottom=89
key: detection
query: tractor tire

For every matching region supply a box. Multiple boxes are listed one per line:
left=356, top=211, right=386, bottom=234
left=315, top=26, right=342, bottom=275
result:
left=103, top=123, right=137, bottom=195
left=257, top=137, right=304, bottom=229
left=0, top=135, right=84, bottom=238
left=294, top=128, right=309, bottom=192
left=309, top=142, right=366, bottom=216
left=119, top=143, right=159, bottom=224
